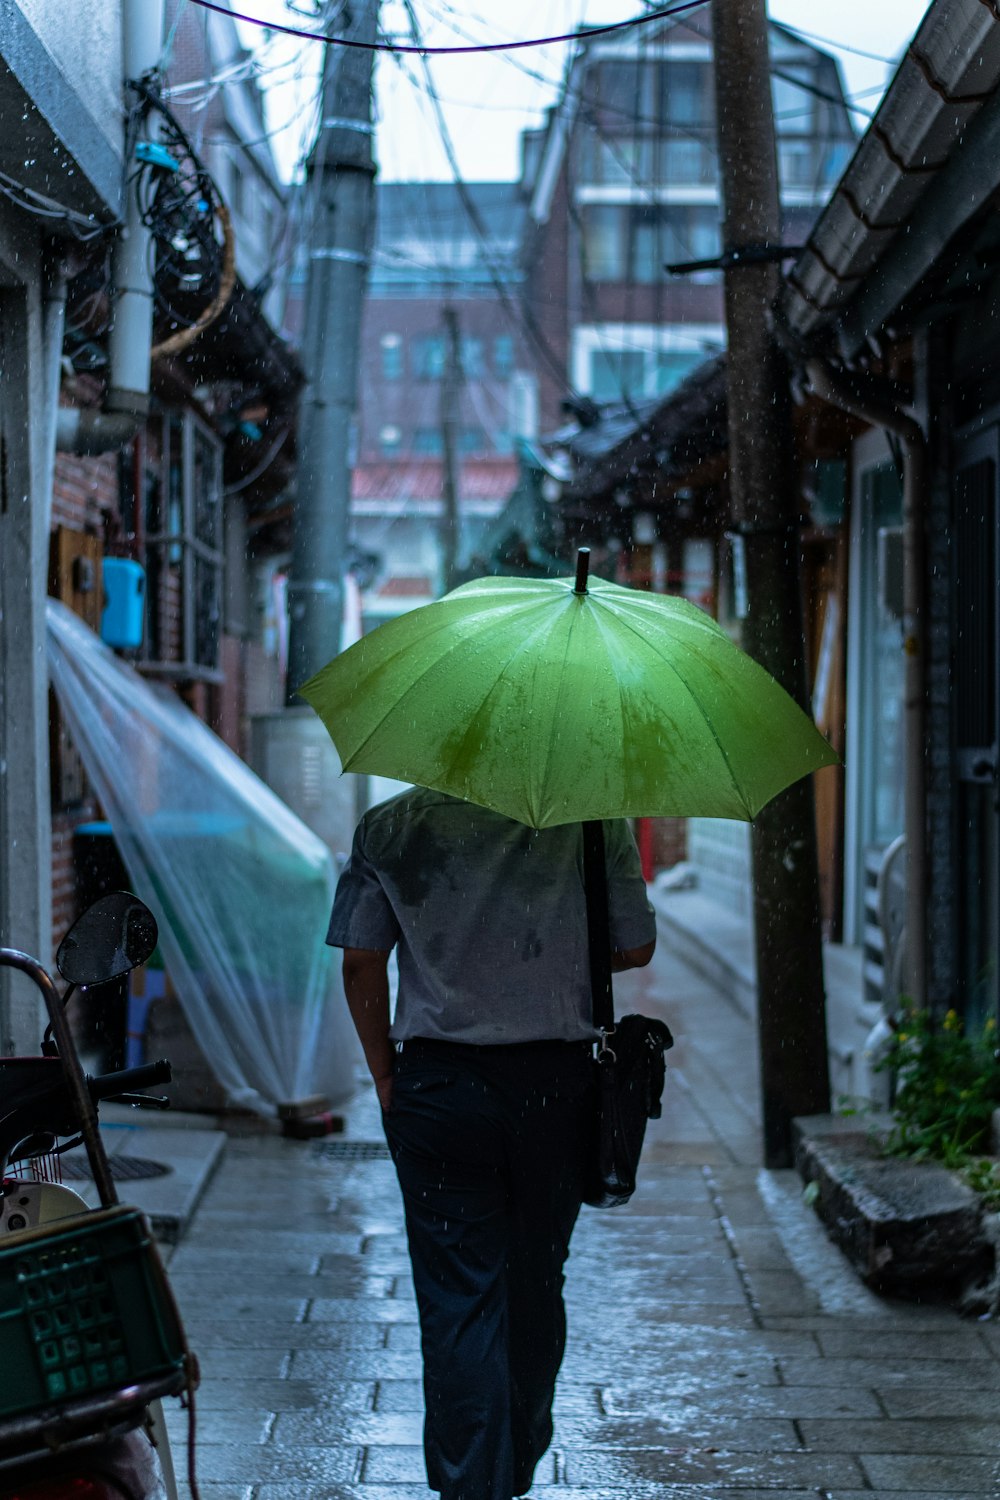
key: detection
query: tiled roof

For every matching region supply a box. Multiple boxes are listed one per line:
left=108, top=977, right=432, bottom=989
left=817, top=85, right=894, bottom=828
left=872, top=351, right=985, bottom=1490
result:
left=351, top=460, right=519, bottom=503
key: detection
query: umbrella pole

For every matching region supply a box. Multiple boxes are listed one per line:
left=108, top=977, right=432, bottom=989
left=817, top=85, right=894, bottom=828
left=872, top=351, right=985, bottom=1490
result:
left=582, top=820, right=614, bottom=1037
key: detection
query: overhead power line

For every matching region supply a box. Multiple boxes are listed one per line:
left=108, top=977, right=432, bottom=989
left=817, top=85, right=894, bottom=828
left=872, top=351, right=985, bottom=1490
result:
left=188, top=0, right=709, bottom=55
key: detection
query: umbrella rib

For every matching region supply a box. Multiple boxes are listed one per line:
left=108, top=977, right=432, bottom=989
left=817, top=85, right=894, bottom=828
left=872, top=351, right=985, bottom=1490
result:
left=598, top=603, right=757, bottom=819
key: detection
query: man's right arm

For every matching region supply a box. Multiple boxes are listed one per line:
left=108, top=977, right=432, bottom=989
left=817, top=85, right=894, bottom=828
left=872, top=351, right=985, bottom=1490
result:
left=611, top=939, right=655, bottom=972
left=342, top=947, right=395, bottom=1111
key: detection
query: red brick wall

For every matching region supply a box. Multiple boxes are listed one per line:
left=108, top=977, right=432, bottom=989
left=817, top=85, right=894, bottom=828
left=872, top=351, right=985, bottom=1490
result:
left=49, top=437, right=121, bottom=956
left=51, top=811, right=85, bottom=955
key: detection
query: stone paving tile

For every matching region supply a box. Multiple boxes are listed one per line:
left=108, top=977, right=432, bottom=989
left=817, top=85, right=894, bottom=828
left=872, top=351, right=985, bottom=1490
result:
left=366, top=1378, right=430, bottom=1414
left=170, top=1270, right=396, bottom=1299
left=777, top=1355, right=1000, bottom=1387
left=762, top=1307, right=981, bottom=1331
left=858, top=1452, right=1000, bottom=1490
left=814, top=1327, right=991, bottom=1360
left=193, top=1347, right=291, bottom=1381
left=357, top=1444, right=447, bottom=1483
left=164, top=1409, right=273, bottom=1447
left=183, top=1320, right=390, bottom=1349
left=181, top=1227, right=363, bottom=1254
left=600, top=1382, right=883, bottom=1419
left=976, top=1322, right=1000, bottom=1356
left=168, top=1245, right=325, bottom=1274
left=801, top=1417, right=1000, bottom=1455
left=549, top=1414, right=801, bottom=1451
left=272, top=1410, right=424, bottom=1446
left=574, top=1324, right=820, bottom=1358
left=876, top=1384, right=1000, bottom=1419
left=831, top=1493, right=997, bottom=1500
left=191, top=1442, right=362, bottom=1483
left=187, top=1378, right=375, bottom=1412
left=187, top=1486, right=252, bottom=1500
left=171, top=1294, right=310, bottom=1323
left=560, top=1446, right=866, bottom=1487
left=289, top=1349, right=423, bottom=1380
left=306, top=1297, right=424, bottom=1323
left=252, top=1489, right=836, bottom=1499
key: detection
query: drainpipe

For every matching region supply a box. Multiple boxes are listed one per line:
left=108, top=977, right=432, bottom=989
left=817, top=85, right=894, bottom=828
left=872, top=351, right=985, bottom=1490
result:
left=56, top=0, right=164, bottom=455
left=40, top=265, right=68, bottom=534
left=805, top=357, right=928, bottom=1011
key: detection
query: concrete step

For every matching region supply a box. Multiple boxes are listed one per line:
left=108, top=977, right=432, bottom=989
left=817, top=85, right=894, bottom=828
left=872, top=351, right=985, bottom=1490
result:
left=793, top=1113, right=994, bottom=1301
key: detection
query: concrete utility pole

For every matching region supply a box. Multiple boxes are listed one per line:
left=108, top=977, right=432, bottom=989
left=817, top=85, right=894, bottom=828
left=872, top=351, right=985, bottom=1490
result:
left=440, top=304, right=462, bottom=594
left=286, top=0, right=377, bottom=695
left=710, top=0, right=831, bottom=1165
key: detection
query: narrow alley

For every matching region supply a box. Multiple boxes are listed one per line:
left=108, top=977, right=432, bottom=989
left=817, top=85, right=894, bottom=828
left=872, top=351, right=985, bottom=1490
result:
left=162, top=934, right=1000, bottom=1499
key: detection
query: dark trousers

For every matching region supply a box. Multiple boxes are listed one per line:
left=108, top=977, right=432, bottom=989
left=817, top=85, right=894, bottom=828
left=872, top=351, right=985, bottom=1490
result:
left=383, top=1037, right=594, bottom=1500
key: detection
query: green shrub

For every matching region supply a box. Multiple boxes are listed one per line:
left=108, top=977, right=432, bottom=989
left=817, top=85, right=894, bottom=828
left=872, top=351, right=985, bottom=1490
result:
left=878, top=1008, right=1000, bottom=1171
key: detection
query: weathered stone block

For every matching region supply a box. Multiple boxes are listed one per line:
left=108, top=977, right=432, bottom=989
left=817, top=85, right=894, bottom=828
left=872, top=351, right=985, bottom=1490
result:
left=793, top=1114, right=992, bottom=1298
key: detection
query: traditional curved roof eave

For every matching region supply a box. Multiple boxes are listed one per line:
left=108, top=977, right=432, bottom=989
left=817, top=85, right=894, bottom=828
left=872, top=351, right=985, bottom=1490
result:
left=781, top=0, right=1000, bottom=361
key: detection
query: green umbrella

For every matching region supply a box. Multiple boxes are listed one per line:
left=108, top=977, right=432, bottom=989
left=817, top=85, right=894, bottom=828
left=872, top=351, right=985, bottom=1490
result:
left=298, top=551, right=837, bottom=829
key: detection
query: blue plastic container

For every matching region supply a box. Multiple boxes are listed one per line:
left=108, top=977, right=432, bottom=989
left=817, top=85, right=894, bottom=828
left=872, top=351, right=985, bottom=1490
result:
left=101, top=559, right=146, bottom=649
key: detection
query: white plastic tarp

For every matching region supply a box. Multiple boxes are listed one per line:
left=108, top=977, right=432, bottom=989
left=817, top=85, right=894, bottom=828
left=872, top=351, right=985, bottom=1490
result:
left=46, top=600, right=359, bottom=1113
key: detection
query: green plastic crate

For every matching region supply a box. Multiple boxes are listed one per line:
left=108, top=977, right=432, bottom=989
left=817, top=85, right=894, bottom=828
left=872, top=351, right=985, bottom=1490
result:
left=0, top=1204, right=187, bottom=1421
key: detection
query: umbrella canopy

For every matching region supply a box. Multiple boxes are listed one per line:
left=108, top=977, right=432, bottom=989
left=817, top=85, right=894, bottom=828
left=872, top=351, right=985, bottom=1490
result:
left=298, top=561, right=838, bottom=829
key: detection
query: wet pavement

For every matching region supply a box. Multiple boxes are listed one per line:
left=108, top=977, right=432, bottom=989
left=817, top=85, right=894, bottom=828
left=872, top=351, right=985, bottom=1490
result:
left=162, top=937, right=1000, bottom=1499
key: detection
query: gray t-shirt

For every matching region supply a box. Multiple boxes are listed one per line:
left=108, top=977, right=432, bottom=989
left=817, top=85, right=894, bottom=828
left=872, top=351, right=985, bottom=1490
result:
left=326, top=788, right=656, bottom=1044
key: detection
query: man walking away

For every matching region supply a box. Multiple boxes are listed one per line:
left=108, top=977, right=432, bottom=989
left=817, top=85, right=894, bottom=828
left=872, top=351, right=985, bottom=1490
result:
left=328, top=787, right=656, bottom=1500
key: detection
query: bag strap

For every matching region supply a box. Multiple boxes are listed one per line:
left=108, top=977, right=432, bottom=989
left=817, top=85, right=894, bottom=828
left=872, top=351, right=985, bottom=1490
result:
left=582, top=819, right=615, bottom=1038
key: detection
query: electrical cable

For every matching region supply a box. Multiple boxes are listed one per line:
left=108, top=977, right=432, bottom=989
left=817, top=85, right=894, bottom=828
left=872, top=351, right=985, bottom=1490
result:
left=771, top=23, right=895, bottom=66
left=0, top=168, right=111, bottom=241
left=151, top=201, right=237, bottom=358
left=189, top=0, right=710, bottom=54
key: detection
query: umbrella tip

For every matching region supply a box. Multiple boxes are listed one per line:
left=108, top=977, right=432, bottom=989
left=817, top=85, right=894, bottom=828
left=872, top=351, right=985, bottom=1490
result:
left=573, top=548, right=591, bottom=595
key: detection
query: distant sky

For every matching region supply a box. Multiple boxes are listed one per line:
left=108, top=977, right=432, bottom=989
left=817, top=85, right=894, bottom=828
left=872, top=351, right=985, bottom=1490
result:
left=234, top=0, right=932, bottom=182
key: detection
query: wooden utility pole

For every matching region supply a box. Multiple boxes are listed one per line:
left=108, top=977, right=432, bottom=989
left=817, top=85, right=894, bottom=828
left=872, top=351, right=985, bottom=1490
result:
left=440, top=304, right=461, bottom=594
left=710, top=0, right=831, bottom=1164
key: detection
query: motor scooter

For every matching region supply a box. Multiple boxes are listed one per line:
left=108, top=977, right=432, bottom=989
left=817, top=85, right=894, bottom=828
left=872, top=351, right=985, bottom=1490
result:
left=0, top=892, right=199, bottom=1500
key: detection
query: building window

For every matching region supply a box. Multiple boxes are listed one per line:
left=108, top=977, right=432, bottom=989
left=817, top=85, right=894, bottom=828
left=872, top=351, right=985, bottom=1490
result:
left=581, top=204, right=627, bottom=280
left=493, top=335, right=515, bottom=378
left=584, top=205, right=721, bottom=284
left=653, top=350, right=702, bottom=395
left=590, top=349, right=646, bottom=403
left=143, top=412, right=223, bottom=679
left=414, top=427, right=444, bottom=456
left=413, top=335, right=445, bottom=380
left=656, top=205, right=721, bottom=276
left=778, top=139, right=815, bottom=188
left=661, top=137, right=717, bottom=186
left=460, top=336, right=484, bottom=379
left=660, top=62, right=713, bottom=127
left=772, top=68, right=815, bottom=132
left=379, top=425, right=403, bottom=455
left=590, top=60, right=645, bottom=131
left=380, top=333, right=403, bottom=380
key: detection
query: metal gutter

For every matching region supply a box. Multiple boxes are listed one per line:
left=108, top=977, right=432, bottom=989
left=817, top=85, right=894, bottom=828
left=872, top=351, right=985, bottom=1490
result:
left=782, top=0, right=1000, bottom=355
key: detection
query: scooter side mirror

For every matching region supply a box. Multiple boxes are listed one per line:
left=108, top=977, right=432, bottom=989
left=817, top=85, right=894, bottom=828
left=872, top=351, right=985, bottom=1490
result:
left=56, top=892, right=158, bottom=988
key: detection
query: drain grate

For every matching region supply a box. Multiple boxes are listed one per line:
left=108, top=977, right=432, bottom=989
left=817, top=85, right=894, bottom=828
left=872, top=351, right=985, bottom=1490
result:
left=60, top=1155, right=173, bottom=1182
left=311, top=1140, right=392, bottom=1162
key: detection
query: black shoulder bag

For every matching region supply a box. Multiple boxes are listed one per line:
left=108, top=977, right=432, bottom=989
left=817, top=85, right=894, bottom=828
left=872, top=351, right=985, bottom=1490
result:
left=581, top=819, right=674, bottom=1209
